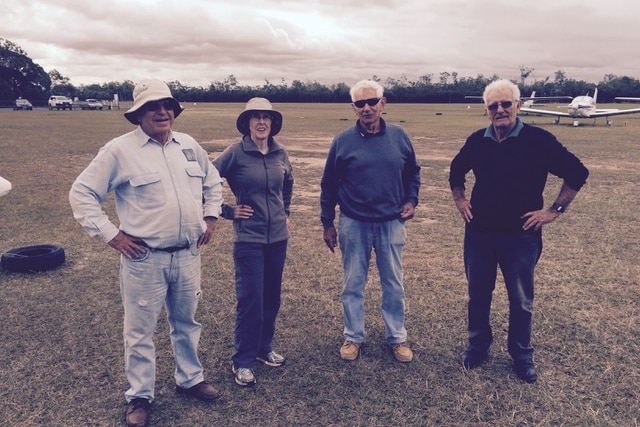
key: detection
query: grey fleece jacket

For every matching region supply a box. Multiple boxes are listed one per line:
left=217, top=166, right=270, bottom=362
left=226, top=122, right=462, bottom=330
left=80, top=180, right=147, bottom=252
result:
left=213, top=135, right=293, bottom=244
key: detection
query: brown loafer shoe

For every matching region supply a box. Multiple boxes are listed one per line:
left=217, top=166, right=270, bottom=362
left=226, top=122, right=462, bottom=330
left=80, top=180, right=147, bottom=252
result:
left=125, top=398, right=150, bottom=427
left=391, top=342, right=414, bottom=362
left=176, top=381, right=222, bottom=402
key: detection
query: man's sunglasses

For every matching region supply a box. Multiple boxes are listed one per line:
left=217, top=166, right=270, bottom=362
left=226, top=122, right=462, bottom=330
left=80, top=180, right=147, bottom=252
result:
left=353, top=97, right=381, bottom=108
left=486, top=101, right=515, bottom=111
left=145, top=99, right=177, bottom=112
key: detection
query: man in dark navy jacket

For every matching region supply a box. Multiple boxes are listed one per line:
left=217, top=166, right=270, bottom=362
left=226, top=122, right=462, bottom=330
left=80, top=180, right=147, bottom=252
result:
left=449, top=79, right=589, bottom=383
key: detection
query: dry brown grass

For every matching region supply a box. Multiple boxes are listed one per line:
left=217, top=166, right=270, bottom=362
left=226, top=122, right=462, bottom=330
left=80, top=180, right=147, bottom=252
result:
left=0, top=103, right=639, bottom=426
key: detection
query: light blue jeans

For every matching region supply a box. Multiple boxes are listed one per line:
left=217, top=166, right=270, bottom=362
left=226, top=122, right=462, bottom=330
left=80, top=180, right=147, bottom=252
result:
left=338, top=213, right=408, bottom=344
left=120, top=246, right=204, bottom=402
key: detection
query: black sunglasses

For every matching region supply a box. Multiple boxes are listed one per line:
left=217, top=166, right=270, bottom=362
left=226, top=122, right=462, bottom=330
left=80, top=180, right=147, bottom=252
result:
left=145, top=99, right=176, bottom=112
left=353, top=97, right=381, bottom=108
left=487, top=101, right=515, bottom=111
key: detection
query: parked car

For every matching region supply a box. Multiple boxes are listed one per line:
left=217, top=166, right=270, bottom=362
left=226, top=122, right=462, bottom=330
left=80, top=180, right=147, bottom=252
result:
left=48, top=95, right=73, bottom=110
left=81, top=99, right=104, bottom=110
left=14, top=99, right=33, bottom=110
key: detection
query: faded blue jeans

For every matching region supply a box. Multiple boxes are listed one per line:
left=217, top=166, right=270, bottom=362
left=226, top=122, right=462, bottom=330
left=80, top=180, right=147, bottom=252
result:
left=120, top=246, right=205, bottom=402
left=338, top=213, right=408, bottom=344
left=464, top=228, right=543, bottom=362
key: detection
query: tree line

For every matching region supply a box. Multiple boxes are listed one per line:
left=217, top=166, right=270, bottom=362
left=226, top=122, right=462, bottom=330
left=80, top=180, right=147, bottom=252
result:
left=3, top=38, right=640, bottom=105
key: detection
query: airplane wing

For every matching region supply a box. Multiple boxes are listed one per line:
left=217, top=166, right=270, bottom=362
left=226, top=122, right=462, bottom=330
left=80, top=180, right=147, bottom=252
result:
left=467, top=95, right=571, bottom=101
left=519, top=107, right=571, bottom=117
left=588, top=107, right=640, bottom=117
left=520, top=106, right=640, bottom=119
left=615, top=97, right=640, bottom=102
left=523, top=96, right=572, bottom=101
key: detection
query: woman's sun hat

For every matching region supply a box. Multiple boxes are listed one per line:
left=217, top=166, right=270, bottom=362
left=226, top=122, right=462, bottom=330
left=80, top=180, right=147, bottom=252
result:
left=236, top=97, right=283, bottom=136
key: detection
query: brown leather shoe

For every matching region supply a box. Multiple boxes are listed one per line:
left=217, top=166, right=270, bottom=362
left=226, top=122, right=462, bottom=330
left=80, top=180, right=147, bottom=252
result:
left=391, top=342, right=414, bottom=362
left=176, top=381, right=222, bottom=402
left=340, top=340, right=361, bottom=360
left=125, top=398, right=150, bottom=427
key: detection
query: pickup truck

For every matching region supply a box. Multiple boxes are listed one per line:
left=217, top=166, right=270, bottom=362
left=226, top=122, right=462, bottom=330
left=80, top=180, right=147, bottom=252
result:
left=48, top=95, right=73, bottom=110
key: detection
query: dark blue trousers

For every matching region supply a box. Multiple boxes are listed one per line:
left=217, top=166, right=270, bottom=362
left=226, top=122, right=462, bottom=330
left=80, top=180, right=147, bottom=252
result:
left=232, top=239, right=287, bottom=368
left=464, top=228, right=542, bottom=361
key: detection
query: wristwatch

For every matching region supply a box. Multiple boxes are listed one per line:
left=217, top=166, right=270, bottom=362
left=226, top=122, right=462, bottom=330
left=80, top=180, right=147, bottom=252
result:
left=551, top=202, right=566, bottom=213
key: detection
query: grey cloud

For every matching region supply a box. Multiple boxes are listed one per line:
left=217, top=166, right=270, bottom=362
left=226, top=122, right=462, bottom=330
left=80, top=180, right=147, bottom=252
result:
left=1, top=0, right=639, bottom=87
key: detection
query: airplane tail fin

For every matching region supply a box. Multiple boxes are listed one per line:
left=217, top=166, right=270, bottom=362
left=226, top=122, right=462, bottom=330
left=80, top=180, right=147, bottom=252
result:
left=522, top=91, right=536, bottom=107
left=593, top=87, right=598, bottom=103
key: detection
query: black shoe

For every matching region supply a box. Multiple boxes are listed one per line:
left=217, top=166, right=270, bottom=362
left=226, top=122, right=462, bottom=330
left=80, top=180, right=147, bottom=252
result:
left=514, top=360, right=538, bottom=383
left=461, top=350, right=488, bottom=370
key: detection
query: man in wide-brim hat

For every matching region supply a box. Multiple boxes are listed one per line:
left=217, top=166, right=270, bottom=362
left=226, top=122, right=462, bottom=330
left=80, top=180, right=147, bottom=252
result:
left=124, top=78, right=184, bottom=125
left=70, top=79, right=224, bottom=427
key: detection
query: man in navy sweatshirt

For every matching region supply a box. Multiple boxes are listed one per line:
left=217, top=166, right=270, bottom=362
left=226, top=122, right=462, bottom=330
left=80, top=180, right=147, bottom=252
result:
left=320, top=79, right=421, bottom=363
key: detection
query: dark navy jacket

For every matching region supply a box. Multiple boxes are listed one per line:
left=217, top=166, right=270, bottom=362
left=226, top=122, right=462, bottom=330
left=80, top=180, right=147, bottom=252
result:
left=449, top=122, right=589, bottom=233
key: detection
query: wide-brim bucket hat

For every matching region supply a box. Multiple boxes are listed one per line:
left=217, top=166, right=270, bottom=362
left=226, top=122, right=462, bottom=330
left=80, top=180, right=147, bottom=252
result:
left=124, top=79, right=184, bottom=125
left=236, top=97, right=283, bottom=136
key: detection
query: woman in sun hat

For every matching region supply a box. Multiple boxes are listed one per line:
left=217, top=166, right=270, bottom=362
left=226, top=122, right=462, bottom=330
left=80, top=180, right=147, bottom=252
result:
left=213, top=97, right=293, bottom=387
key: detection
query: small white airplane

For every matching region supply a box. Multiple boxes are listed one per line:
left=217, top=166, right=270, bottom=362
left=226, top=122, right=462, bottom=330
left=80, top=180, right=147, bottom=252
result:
left=466, top=92, right=570, bottom=116
left=520, top=88, right=640, bottom=126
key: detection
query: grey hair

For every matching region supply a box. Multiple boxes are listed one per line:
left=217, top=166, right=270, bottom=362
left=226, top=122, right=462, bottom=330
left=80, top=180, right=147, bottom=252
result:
left=482, top=79, right=521, bottom=104
left=349, top=79, right=384, bottom=101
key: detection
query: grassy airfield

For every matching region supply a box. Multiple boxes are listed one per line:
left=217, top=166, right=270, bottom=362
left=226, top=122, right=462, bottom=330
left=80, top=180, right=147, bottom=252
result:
left=0, top=102, right=638, bottom=426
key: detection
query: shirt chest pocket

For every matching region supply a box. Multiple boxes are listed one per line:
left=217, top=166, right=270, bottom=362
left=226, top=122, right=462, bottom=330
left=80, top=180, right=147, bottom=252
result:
left=130, top=173, right=165, bottom=208
left=186, top=167, right=205, bottom=200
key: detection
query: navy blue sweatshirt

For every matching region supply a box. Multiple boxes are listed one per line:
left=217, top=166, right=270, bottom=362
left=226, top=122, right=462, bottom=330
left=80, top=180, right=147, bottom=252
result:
left=320, top=119, right=421, bottom=228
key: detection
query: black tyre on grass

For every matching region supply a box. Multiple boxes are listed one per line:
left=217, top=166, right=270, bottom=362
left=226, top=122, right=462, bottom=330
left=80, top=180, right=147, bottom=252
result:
left=1, top=244, right=65, bottom=273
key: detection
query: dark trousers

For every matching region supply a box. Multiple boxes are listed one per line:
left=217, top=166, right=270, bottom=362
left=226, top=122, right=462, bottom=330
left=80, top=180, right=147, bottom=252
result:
left=464, top=228, right=542, bottom=361
left=232, top=239, right=288, bottom=368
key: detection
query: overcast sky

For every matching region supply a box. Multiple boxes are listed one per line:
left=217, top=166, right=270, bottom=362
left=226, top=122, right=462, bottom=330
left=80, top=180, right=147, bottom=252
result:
left=2, top=0, right=638, bottom=88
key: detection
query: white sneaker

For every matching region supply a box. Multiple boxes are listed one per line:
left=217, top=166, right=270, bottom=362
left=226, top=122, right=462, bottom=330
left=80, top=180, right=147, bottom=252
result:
left=232, top=366, right=256, bottom=387
left=256, top=351, right=286, bottom=367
